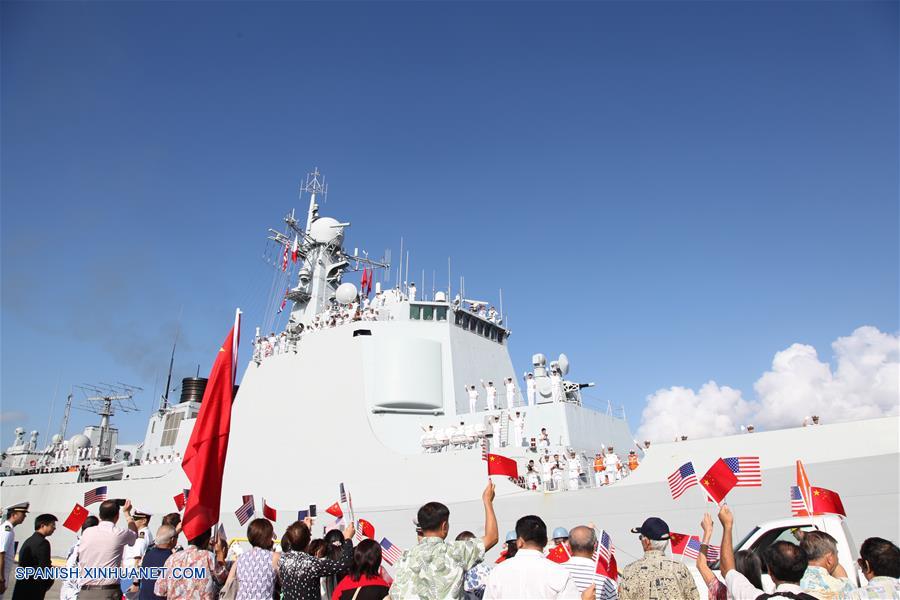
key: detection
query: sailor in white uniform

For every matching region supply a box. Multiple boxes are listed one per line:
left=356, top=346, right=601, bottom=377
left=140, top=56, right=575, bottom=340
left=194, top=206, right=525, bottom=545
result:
left=408, top=282, right=417, bottom=302
left=549, top=367, right=563, bottom=403
left=510, top=411, right=526, bottom=447
left=504, top=377, right=517, bottom=408
left=566, top=450, right=583, bottom=491
left=488, top=306, right=498, bottom=323
left=122, top=510, right=153, bottom=598
left=0, top=501, right=28, bottom=596
left=524, top=372, right=536, bottom=406
left=420, top=425, right=436, bottom=453
left=481, top=380, right=497, bottom=411
left=466, top=385, right=479, bottom=413
left=605, top=447, right=622, bottom=482
left=490, top=416, right=503, bottom=447
left=540, top=454, right=553, bottom=491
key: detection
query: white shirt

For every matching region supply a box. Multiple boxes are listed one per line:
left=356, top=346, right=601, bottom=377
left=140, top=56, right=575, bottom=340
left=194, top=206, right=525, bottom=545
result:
left=0, top=520, right=16, bottom=583
left=726, top=569, right=797, bottom=599
left=605, top=453, right=620, bottom=471
left=484, top=548, right=581, bottom=599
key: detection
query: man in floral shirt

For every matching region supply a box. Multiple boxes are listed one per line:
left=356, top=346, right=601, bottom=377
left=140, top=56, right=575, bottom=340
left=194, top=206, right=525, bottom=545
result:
left=154, top=529, right=227, bottom=599
left=391, top=482, right=498, bottom=600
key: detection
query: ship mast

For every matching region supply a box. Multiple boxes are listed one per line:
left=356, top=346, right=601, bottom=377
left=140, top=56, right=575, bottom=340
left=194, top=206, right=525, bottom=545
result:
left=75, top=383, right=141, bottom=463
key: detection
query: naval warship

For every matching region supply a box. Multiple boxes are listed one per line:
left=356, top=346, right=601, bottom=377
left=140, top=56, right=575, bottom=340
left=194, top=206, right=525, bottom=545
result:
left=2, top=169, right=898, bottom=565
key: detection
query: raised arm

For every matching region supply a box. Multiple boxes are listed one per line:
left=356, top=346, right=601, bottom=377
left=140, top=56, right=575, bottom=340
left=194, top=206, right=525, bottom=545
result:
left=696, top=513, right=717, bottom=586
left=481, top=480, right=499, bottom=551
left=718, top=505, right=735, bottom=575
left=123, top=500, right=138, bottom=533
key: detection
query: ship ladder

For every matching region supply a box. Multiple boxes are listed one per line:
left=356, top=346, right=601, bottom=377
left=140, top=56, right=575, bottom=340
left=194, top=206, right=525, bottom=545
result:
left=499, top=410, right=510, bottom=448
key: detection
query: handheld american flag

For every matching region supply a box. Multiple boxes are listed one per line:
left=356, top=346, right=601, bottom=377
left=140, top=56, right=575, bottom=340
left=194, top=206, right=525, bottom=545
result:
left=84, top=486, right=108, bottom=507
left=380, top=537, right=404, bottom=565
left=790, top=486, right=807, bottom=517
left=339, top=483, right=347, bottom=504
left=724, top=456, right=762, bottom=487
left=596, top=529, right=612, bottom=566
left=235, top=495, right=255, bottom=525
left=684, top=536, right=702, bottom=559
left=667, top=462, right=698, bottom=500
left=706, top=544, right=720, bottom=561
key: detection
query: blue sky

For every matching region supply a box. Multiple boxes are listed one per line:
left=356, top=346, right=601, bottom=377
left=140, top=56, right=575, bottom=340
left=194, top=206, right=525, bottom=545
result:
left=2, top=1, right=897, bottom=446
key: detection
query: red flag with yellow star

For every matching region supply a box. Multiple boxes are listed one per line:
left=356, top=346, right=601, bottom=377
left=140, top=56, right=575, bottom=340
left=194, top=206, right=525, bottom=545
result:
left=810, top=487, right=846, bottom=516
left=486, top=453, right=519, bottom=478
left=700, top=458, right=739, bottom=503
left=547, top=543, right=570, bottom=563
left=669, top=532, right=690, bottom=555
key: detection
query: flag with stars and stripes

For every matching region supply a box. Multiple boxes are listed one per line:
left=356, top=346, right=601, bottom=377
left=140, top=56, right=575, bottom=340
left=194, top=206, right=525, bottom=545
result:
left=667, top=462, right=698, bottom=500
left=84, top=486, right=108, bottom=507
left=706, top=544, right=720, bottom=561
left=724, top=456, right=762, bottom=486
left=380, top=537, right=404, bottom=565
left=790, top=486, right=808, bottom=517
left=234, top=495, right=255, bottom=525
left=684, top=536, right=702, bottom=559
left=339, top=482, right=347, bottom=504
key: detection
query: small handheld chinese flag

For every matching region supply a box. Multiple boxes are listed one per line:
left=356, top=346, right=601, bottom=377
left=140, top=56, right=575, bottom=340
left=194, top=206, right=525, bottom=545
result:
left=547, top=544, right=570, bottom=563
left=487, top=454, right=519, bottom=478
left=262, top=498, right=277, bottom=521
left=63, top=504, right=89, bottom=532
left=325, top=502, right=343, bottom=519
left=358, top=518, right=375, bottom=539
left=669, top=532, right=690, bottom=555
left=700, top=458, right=739, bottom=503
left=811, top=487, right=846, bottom=517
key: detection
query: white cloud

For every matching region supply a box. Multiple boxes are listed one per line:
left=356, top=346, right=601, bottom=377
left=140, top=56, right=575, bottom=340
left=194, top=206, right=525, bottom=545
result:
left=636, top=326, right=900, bottom=442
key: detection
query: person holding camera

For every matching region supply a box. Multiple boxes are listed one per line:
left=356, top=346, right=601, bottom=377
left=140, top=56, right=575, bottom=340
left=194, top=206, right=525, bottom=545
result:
left=78, top=499, right=139, bottom=600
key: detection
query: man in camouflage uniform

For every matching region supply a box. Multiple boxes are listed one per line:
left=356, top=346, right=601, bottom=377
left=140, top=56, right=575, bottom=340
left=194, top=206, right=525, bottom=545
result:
left=618, top=517, right=700, bottom=600
left=391, top=482, right=499, bottom=599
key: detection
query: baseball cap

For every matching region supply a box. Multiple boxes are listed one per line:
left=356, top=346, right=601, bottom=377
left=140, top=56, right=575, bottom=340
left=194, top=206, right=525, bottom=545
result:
left=630, top=517, right=670, bottom=541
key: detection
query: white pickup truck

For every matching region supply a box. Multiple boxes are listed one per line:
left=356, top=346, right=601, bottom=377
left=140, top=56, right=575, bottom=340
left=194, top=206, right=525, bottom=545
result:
left=691, top=513, right=862, bottom=592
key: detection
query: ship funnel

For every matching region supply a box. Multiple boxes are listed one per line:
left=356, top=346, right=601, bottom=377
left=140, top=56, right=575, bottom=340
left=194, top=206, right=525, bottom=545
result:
left=179, top=377, right=208, bottom=404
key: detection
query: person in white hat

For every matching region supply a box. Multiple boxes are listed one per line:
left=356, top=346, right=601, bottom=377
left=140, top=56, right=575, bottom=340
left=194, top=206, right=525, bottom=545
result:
left=0, top=502, right=29, bottom=596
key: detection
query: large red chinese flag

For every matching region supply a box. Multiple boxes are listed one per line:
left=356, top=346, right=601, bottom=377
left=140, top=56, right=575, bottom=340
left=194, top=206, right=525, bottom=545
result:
left=63, top=504, right=89, bottom=532
left=181, top=311, right=241, bottom=541
left=811, top=487, right=846, bottom=517
left=487, top=454, right=519, bottom=478
left=700, top=458, right=739, bottom=504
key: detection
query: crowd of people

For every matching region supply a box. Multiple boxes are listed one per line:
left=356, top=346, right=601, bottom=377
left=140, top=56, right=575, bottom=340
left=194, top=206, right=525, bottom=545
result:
left=2, top=489, right=898, bottom=600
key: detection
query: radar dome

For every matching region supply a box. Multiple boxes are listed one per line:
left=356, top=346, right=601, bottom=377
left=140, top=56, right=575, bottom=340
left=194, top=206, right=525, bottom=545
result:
left=558, top=353, right=570, bottom=375
left=69, top=434, right=91, bottom=449
left=335, top=282, right=358, bottom=305
left=309, top=217, right=343, bottom=245
left=434, top=291, right=447, bottom=302
left=51, top=434, right=63, bottom=444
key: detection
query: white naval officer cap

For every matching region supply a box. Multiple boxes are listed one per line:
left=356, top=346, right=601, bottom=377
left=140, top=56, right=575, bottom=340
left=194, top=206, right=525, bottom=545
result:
left=5, top=501, right=29, bottom=514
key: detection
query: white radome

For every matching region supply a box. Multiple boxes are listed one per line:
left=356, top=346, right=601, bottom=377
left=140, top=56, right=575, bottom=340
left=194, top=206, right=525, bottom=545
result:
left=69, top=434, right=90, bottom=449
left=309, top=217, right=344, bottom=245
left=335, top=282, right=358, bottom=304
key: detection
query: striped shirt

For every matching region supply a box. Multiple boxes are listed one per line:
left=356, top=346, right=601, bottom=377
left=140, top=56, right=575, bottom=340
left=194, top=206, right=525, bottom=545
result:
left=564, top=556, right=598, bottom=593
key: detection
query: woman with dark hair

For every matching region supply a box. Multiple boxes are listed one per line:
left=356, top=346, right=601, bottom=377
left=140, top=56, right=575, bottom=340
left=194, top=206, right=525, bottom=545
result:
left=321, top=529, right=351, bottom=599
left=697, top=514, right=764, bottom=599
left=279, top=519, right=356, bottom=600
left=225, top=518, right=280, bottom=600
left=331, top=539, right=391, bottom=600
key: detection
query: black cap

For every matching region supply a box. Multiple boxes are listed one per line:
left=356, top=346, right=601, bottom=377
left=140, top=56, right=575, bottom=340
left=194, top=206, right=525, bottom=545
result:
left=631, top=517, right=670, bottom=540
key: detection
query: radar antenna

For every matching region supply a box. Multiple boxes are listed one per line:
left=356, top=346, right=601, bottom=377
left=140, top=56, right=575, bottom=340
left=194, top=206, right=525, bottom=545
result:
left=74, top=383, right=142, bottom=462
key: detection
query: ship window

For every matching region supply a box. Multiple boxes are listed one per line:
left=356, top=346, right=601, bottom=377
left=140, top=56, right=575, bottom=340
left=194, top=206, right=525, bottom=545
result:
left=489, top=327, right=498, bottom=341
left=498, top=330, right=505, bottom=344
left=469, top=317, right=477, bottom=332
left=409, top=305, right=421, bottom=320
left=477, top=321, right=484, bottom=335
left=455, top=311, right=463, bottom=326
left=151, top=421, right=155, bottom=434
left=436, top=307, right=447, bottom=321
left=161, top=412, right=184, bottom=447
left=422, top=306, right=434, bottom=321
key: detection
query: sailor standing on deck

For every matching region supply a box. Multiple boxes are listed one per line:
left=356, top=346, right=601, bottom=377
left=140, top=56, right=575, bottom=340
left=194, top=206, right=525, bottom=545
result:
left=0, top=502, right=29, bottom=596
left=593, top=453, right=606, bottom=487
left=605, top=447, right=622, bottom=482
left=466, top=385, right=479, bottom=413
left=481, top=380, right=498, bottom=411
left=567, top=451, right=583, bottom=491
left=408, top=282, right=417, bottom=301
left=549, top=367, right=563, bottom=403
left=505, top=377, right=517, bottom=408
left=524, top=373, right=536, bottom=407
left=511, top=412, right=526, bottom=447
